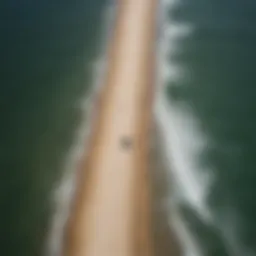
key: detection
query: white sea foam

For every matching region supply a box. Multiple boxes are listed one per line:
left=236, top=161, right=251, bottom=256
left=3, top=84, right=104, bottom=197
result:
left=156, top=0, right=214, bottom=255
left=156, top=96, right=213, bottom=221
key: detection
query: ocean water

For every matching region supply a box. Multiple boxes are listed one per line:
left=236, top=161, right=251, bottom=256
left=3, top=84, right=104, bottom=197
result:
left=157, top=0, right=256, bottom=255
left=1, top=1, right=107, bottom=255
left=2, top=0, right=256, bottom=255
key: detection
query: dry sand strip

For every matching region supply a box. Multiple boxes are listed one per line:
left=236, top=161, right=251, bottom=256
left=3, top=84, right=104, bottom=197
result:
left=64, top=0, right=158, bottom=256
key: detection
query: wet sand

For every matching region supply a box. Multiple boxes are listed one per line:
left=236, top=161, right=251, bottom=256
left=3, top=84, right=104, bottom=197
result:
left=64, top=1, right=157, bottom=256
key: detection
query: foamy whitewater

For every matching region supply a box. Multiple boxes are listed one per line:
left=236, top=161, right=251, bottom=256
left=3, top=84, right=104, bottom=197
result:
left=155, top=0, right=212, bottom=255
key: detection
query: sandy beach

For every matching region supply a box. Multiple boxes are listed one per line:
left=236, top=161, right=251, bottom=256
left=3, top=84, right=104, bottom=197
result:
left=64, top=1, right=158, bottom=256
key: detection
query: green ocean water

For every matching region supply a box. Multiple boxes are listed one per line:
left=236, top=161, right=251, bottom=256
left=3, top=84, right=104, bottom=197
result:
left=164, top=0, right=256, bottom=255
left=1, top=1, right=107, bottom=255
